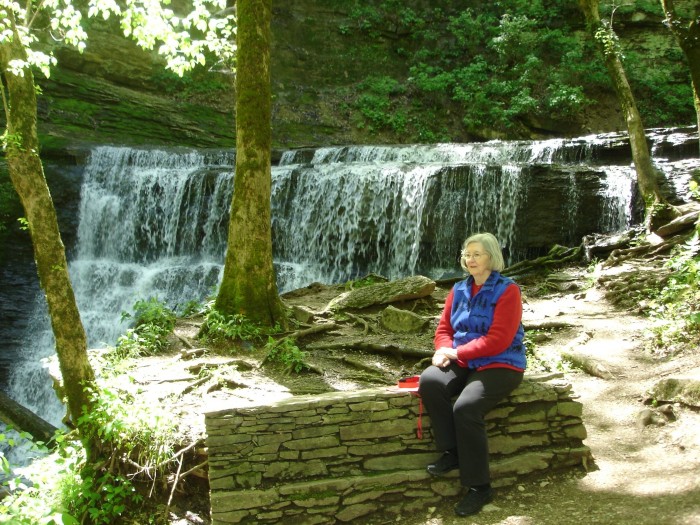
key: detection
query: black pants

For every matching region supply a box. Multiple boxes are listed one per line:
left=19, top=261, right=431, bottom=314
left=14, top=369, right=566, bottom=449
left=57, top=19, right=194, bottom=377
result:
left=419, top=363, right=523, bottom=487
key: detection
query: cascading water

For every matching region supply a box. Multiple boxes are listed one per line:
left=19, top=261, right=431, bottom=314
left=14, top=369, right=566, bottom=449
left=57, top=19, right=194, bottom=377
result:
left=8, top=147, right=236, bottom=427
left=7, top=128, right=696, bottom=428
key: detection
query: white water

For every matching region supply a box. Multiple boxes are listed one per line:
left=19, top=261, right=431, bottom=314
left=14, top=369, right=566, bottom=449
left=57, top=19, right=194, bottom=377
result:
left=8, top=136, right=644, bottom=425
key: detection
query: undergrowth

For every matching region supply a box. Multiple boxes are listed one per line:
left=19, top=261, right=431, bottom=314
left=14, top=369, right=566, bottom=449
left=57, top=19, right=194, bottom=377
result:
left=0, top=298, right=189, bottom=525
left=643, top=234, right=700, bottom=358
left=0, top=381, right=180, bottom=524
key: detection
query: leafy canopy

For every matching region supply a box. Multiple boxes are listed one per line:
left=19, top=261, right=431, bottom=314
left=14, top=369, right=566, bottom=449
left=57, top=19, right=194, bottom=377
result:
left=0, top=0, right=236, bottom=78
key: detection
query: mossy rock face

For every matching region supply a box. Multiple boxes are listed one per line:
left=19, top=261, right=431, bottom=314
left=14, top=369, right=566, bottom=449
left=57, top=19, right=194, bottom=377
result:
left=22, top=0, right=693, bottom=150
left=648, top=378, right=700, bottom=408
left=37, top=68, right=235, bottom=148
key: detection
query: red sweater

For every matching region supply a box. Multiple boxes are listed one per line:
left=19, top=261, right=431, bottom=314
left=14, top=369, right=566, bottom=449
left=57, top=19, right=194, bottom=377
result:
left=434, top=282, right=524, bottom=371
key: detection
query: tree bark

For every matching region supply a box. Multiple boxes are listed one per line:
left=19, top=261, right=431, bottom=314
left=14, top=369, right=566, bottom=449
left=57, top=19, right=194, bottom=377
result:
left=578, top=0, right=668, bottom=226
left=215, top=0, right=287, bottom=328
left=660, top=0, right=700, bottom=150
left=0, top=23, right=95, bottom=428
left=0, top=390, right=57, bottom=445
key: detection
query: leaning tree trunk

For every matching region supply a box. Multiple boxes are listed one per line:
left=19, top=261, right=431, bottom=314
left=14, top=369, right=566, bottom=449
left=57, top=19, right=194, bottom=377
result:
left=0, top=390, right=57, bottom=445
left=660, top=0, right=700, bottom=151
left=0, top=29, right=95, bottom=428
left=579, top=0, right=672, bottom=229
left=215, top=0, right=287, bottom=327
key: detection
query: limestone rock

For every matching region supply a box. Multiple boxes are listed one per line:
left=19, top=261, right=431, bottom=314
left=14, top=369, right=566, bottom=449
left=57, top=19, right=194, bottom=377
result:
left=647, top=378, right=700, bottom=408
left=379, top=305, right=428, bottom=333
left=325, top=275, right=436, bottom=311
left=291, top=305, right=316, bottom=324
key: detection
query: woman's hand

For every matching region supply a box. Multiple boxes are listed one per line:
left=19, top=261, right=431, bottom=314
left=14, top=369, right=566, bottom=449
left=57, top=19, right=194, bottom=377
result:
left=432, top=347, right=457, bottom=367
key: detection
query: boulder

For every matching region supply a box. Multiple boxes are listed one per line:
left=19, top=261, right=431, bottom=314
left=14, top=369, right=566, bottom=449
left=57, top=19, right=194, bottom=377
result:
left=379, top=305, right=428, bottom=333
left=647, top=378, right=700, bottom=408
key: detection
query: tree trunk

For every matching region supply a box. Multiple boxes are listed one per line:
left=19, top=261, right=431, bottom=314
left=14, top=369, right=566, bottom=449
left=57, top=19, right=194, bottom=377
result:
left=215, top=0, right=287, bottom=327
left=578, top=0, right=669, bottom=228
left=660, top=0, right=700, bottom=150
left=0, top=26, right=95, bottom=428
left=0, top=390, right=57, bottom=445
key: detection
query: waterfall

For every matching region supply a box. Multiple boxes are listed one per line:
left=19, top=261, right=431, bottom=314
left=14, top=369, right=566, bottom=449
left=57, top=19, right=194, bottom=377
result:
left=9, top=129, right=692, bottom=426
left=8, top=147, right=235, bottom=426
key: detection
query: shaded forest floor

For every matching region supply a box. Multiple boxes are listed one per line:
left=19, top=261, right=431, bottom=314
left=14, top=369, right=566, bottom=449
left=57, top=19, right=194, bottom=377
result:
left=127, top=256, right=700, bottom=525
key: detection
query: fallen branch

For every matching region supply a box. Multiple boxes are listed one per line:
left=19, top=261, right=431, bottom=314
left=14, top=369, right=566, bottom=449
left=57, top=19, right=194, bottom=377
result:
left=326, top=355, right=388, bottom=375
left=0, top=389, right=58, bottom=445
left=154, top=440, right=203, bottom=471
left=179, top=376, right=210, bottom=396
left=164, top=454, right=184, bottom=519
left=561, top=350, right=615, bottom=379
left=178, top=460, right=208, bottom=480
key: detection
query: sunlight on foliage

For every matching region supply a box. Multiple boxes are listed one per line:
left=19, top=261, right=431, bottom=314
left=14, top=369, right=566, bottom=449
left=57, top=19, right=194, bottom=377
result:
left=200, top=308, right=276, bottom=347
left=643, top=235, right=700, bottom=357
left=78, top=385, right=178, bottom=479
left=0, top=0, right=236, bottom=82
left=0, top=382, right=179, bottom=524
left=91, top=0, right=236, bottom=76
left=114, top=297, right=176, bottom=359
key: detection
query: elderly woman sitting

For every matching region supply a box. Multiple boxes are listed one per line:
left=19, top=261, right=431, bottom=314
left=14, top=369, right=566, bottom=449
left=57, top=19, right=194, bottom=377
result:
left=419, top=232, right=527, bottom=517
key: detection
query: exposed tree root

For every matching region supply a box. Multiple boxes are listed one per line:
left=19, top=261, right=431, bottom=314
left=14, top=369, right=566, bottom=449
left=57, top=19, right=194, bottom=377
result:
left=308, top=340, right=434, bottom=359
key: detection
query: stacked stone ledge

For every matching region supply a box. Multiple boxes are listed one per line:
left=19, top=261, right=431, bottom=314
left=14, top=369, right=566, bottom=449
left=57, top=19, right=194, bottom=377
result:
left=205, top=373, right=591, bottom=524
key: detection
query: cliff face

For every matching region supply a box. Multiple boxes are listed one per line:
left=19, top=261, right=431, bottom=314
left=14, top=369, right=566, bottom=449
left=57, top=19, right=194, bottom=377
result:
left=31, top=1, right=694, bottom=152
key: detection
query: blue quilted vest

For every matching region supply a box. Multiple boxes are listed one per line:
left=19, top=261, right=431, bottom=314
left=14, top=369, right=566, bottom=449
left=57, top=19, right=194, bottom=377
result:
left=450, top=271, right=527, bottom=370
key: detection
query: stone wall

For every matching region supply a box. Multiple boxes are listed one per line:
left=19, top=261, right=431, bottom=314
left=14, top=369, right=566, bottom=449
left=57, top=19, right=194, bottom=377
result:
left=204, top=373, right=591, bottom=524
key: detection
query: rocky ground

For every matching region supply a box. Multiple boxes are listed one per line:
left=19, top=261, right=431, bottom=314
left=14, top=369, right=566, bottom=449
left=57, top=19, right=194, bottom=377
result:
left=125, top=255, right=700, bottom=525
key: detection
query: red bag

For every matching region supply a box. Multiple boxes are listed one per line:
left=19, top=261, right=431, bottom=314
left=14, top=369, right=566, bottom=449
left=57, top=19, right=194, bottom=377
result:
left=397, top=375, right=420, bottom=390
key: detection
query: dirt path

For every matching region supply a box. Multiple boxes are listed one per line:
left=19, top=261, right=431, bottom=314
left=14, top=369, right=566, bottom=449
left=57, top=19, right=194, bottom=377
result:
left=390, top=268, right=700, bottom=525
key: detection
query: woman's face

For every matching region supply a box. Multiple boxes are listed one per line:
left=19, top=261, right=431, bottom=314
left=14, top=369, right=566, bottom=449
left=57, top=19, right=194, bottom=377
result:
left=464, top=242, right=491, bottom=282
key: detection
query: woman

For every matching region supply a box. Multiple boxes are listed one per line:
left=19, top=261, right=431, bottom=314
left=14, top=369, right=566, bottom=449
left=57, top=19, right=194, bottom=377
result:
left=418, top=232, right=526, bottom=517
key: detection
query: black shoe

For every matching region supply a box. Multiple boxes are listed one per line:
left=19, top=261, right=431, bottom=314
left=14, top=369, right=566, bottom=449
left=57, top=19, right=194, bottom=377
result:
left=454, top=487, right=494, bottom=516
left=426, top=451, right=459, bottom=476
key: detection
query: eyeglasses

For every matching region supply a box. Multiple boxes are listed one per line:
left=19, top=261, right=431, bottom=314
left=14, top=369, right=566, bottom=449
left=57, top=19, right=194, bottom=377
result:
left=463, top=253, right=486, bottom=260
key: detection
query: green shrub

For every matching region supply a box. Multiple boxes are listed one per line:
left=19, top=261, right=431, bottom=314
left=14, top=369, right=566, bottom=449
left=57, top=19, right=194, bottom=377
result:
left=199, top=309, right=268, bottom=346
left=115, top=297, right=176, bottom=359
left=343, top=0, right=691, bottom=137
left=643, top=235, right=700, bottom=356
left=264, top=337, right=308, bottom=374
left=355, top=76, right=408, bottom=133
left=0, top=383, right=178, bottom=524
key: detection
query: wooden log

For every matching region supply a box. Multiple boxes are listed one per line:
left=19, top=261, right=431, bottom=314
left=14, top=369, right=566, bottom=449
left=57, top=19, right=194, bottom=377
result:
left=180, top=348, right=207, bottom=359
left=0, top=390, right=58, bottom=445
